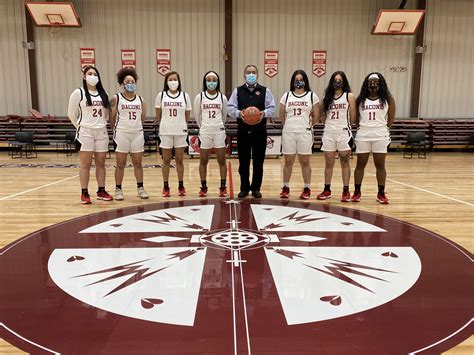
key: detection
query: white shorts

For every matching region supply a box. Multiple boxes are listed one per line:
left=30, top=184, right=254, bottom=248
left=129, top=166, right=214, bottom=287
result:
left=199, top=131, right=227, bottom=150
left=355, top=138, right=391, bottom=153
left=282, top=130, right=313, bottom=155
left=114, top=130, right=144, bottom=153
left=159, top=135, right=187, bottom=149
left=77, top=126, right=109, bottom=152
left=321, top=130, right=353, bottom=152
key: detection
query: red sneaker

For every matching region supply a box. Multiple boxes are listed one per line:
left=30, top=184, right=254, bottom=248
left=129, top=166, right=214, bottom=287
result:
left=280, top=186, right=290, bottom=199
left=198, top=187, right=208, bottom=197
left=81, top=193, right=91, bottom=204
left=317, top=190, right=332, bottom=200
left=162, top=187, right=171, bottom=197
left=178, top=187, right=186, bottom=196
left=341, top=190, right=351, bottom=202
left=97, top=190, right=113, bottom=201
left=377, top=193, right=389, bottom=204
left=219, top=187, right=227, bottom=197
left=352, top=191, right=361, bottom=202
left=299, top=187, right=311, bottom=200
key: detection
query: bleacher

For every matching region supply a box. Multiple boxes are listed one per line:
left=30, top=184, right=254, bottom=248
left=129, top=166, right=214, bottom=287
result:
left=0, top=115, right=472, bottom=154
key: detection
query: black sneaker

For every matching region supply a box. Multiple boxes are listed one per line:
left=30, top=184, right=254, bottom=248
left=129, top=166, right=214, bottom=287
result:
left=238, top=191, right=249, bottom=198
left=251, top=191, right=262, bottom=198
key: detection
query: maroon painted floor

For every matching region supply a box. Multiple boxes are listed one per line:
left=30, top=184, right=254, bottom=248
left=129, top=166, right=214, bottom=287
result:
left=0, top=199, right=472, bottom=354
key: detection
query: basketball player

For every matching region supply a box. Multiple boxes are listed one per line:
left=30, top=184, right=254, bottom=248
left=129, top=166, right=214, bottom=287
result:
left=193, top=71, right=228, bottom=197
left=227, top=65, right=276, bottom=198
left=109, top=67, right=148, bottom=201
left=155, top=71, right=192, bottom=197
left=354, top=72, right=396, bottom=204
left=67, top=65, right=112, bottom=204
left=317, top=71, right=356, bottom=202
left=279, top=70, right=320, bottom=199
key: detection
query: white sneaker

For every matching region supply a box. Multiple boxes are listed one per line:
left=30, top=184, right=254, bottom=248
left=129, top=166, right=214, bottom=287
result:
left=115, top=188, right=124, bottom=201
left=137, top=187, right=149, bottom=199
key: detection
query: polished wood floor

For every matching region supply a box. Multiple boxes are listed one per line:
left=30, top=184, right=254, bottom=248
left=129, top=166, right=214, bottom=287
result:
left=0, top=150, right=472, bottom=354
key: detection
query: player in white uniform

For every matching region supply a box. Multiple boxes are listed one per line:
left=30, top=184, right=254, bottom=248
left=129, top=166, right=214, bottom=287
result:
left=318, top=71, right=357, bottom=202
left=193, top=71, right=229, bottom=197
left=354, top=72, right=396, bottom=204
left=278, top=70, right=320, bottom=199
left=67, top=65, right=113, bottom=204
left=109, top=67, right=148, bottom=201
left=155, top=71, right=192, bottom=197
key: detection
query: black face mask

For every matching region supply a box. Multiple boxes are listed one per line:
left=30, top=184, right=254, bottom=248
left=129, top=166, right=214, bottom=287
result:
left=333, top=80, right=343, bottom=89
left=369, top=84, right=379, bottom=93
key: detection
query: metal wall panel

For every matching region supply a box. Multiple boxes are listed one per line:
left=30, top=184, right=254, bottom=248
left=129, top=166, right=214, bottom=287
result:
left=34, top=0, right=225, bottom=116
left=419, top=0, right=474, bottom=119
left=0, top=0, right=31, bottom=115
left=233, top=0, right=416, bottom=118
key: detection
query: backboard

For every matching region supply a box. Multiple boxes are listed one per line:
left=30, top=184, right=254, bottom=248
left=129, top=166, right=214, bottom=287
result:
left=371, top=10, right=425, bottom=35
left=25, top=1, right=81, bottom=27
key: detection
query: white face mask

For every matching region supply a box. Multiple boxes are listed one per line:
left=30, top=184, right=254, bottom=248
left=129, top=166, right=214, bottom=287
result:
left=85, top=75, right=99, bottom=87
left=168, top=80, right=179, bottom=91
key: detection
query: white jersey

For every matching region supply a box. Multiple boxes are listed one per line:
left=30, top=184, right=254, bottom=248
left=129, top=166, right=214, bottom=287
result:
left=155, top=91, right=191, bottom=135
left=357, top=98, right=390, bottom=139
left=114, top=93, right=143, bottom=132
left=67, top=88, right=108, bottom=129
left=324, top=92, right=351, bottom=132
left=193, top=91, right=228, bottom=135
left=280, top=91, right=319, bottom=133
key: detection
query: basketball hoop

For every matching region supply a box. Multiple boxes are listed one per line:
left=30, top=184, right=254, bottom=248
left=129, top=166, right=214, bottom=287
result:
left=371, top=10, right=425, bottom=36
left=49, top=22, right=62, bottom=34
left=25, top=2, right=81, bottom=28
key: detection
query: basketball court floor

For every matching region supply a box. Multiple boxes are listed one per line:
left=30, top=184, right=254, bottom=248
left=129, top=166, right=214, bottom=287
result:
left=0, top=151, right=472, bottom=354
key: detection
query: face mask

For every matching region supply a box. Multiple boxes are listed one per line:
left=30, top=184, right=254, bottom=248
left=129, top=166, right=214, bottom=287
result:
left=168, top=80, right=179, bottom=91
left=246, top=73, right=257, bottom=86
left=294, top=80, right=305, bottom=89
left=124, top=83, right=136, bottom=93
left=206, top=81, right=218, bottom=91
left=86, top=75, right=99, bottom=87
left=369, top=83, right=379, bottom=92
left=333, top=80, right=343, bottom=89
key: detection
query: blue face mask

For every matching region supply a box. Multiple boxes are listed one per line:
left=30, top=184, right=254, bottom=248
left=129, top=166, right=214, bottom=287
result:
left=246, top=73, right=257, bottom=85
left=294, top=80, right=305, bottom=89
left=206, top=81, right=218, bottom=91
left=124, top=83, right=136, bottom=93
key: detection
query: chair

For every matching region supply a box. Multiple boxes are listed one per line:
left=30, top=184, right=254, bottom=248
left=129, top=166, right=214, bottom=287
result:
left=143, top=132, right=157, bottom=156
left=9, top=132, right=37, bottom=159
left=403, top=132, right=427, bottom=159
left=63, top=131, right=77, bottom=156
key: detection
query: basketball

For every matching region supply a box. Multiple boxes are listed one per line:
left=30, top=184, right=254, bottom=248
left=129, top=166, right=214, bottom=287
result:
left=242, top=106, right=261, bottom=125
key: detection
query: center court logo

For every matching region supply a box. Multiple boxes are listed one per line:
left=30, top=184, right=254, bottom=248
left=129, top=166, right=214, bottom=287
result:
left=0, top=199, right=472, bottom=354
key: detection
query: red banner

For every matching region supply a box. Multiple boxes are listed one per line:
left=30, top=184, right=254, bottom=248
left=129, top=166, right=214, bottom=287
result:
left=121, top=49, right=136, bottom=68
left=156, top=49, right=171, bottom=76
left=264, top=50, right=279, bottom=78
left=312, top=50, right=327, bottom=78
left=80, top=48, right=95, bottom=69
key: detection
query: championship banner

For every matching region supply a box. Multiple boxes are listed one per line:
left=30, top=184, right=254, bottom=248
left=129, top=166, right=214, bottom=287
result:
left=80, top=48, right=95, bottom=69
left=121, top=49, right=136, bottom=68
left=264, top=50, right=279, bottom=78
left=312, top=50, right=327, bottom=78
left=156, top=49, right=171, bottom=76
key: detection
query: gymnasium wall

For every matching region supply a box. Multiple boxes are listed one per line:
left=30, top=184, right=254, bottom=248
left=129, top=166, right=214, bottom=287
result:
left=0, top=0, right=32, bottom=115
left=419, top=0, right=474, bottom=119
left=233, top=0, right=416, bottom=118
left=0, top=0, right=472, bottom=119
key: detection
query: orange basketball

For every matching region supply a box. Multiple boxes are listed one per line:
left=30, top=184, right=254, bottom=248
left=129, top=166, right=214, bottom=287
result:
left=242, top=106, right=261, bottom=125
